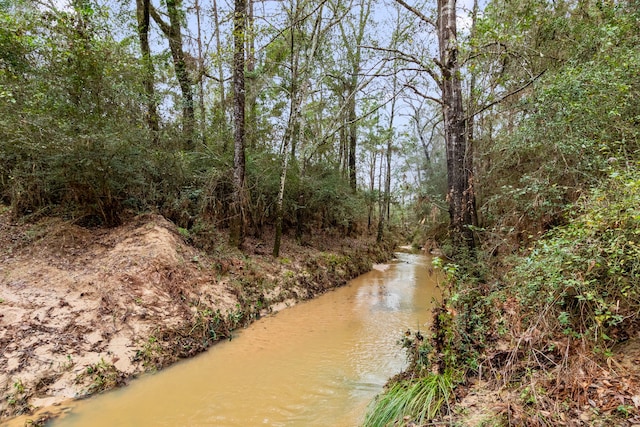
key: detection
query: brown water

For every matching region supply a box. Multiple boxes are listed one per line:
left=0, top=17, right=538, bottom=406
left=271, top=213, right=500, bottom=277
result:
left=50, top=252, right=439, bottom=427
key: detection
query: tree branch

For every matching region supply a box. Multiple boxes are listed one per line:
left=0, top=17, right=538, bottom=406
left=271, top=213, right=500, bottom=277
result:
left=149, top=3, right=171, bottom=36
left=468, top=69, right=546, bottom=120
left=404, top=83, right=444, bottom=106
left=360, top=45, right=442, bottom=87
left=393, top=0, right=436, bottom=28
left=463, top=41, right=508, bottom=64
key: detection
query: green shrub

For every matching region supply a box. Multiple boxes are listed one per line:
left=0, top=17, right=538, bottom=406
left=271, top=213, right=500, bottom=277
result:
left=0, top=6, right=157, bottom=224
left=507, top=169, right=640, bottom=346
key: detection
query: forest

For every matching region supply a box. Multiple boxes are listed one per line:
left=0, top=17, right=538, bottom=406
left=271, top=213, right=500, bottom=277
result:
left=1, top=0, right=640, bottom=425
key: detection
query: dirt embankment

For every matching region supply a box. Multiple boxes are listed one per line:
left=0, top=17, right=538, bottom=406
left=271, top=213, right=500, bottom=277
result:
left=0, top=210, right=393, bottom=425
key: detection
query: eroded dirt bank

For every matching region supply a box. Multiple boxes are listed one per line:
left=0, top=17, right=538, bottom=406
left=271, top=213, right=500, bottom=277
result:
left=0, top=210, right=393, bottom=425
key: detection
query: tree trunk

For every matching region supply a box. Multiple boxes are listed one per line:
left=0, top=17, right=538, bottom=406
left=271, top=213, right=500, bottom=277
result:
left=135, top=0, right=159, bottom=142
left=295, top=187, right=305, bottom=242
left=340, top=86, right=348, bottom=178
left=273, top=8, right=298, bottom=258
left=385, top=76, right=396, bottom=226
left=467, top=0, right=480, bottom=235
left=230, top=0, right=247, bottom=249
left=347, top=80, right=357, bottom=191
left=337, top=0, right=372, bottom=193
left=150, top=0, right=195, bottom=149
left=367, top=150, right=377, bottom=230
left=195, top=0, right=206, bottom=145
left=273, top=140, right=290, bottom=257
left=273, top=0, right=323, bottom=256
left=376, top=148, right=384, bottom=243
left=245, top=0, right=258, bottom=150
left=438, top=0, right=476, bottom=250
left=212, top=0, right=229, bottom=152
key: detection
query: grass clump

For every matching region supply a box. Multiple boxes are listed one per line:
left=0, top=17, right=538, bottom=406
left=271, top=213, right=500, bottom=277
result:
left=364, top=370, right=455, bottom=427
left=75, top=359, right=124, bottom=394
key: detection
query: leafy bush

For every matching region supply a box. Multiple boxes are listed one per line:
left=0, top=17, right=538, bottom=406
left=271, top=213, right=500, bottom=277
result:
left=0, top=6, right=156, bottom=224
left=506, top=169, right=640, bottom=347
left=304, top=162, right=366, bottom=231
left=479, top=3, right=640, bottom=235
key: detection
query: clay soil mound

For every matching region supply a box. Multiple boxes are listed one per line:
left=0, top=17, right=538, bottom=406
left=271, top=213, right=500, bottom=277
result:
left=0, top=212, right=237, bottom=420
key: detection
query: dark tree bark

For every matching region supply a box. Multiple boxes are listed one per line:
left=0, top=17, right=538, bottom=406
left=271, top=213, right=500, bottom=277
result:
left=150, top=0, right=195, bottom=149
left=438, top=0, right=476, bottom=249
left=135, top=0, right=159, bottom=142
left=229, top=0, right=247, bottom=249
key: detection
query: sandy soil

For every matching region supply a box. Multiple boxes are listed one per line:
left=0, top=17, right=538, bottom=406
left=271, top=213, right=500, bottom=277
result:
left=0, top=209, right=391, bottom=425
left=0, top=213, right=237, bottom=421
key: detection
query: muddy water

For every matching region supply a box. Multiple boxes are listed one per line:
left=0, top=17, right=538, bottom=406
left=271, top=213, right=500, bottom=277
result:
left=51, top=252, right=439, bottom=427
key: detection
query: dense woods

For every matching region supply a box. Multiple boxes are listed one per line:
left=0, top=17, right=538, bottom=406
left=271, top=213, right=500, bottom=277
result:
left=2, top=0, right=640, bottom=424
left=365, top=0, right=640, bottom=425
left=0, top=0, right=405, bottom=247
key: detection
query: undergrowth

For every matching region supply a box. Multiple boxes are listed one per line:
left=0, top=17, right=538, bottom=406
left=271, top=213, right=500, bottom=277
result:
left=363, top=370, right=455, bottom=427
left=504, top=169, right=640, bottom=357
left=366, top=169, right=640, bottom=425
left=436, top=169, right=640, bottom=370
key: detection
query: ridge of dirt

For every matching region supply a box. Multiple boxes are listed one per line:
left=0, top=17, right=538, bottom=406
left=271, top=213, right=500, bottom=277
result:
left=0, top=209, right=393, bottom=425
